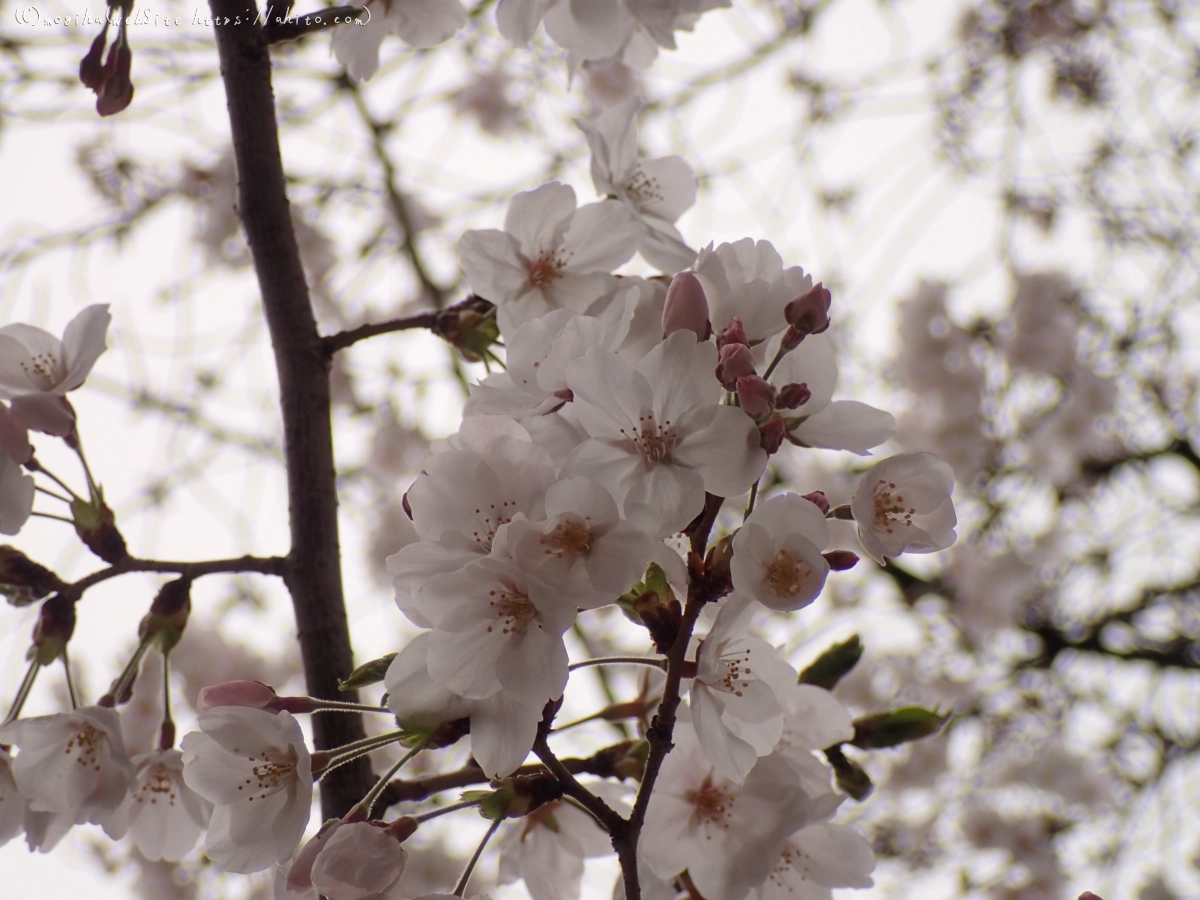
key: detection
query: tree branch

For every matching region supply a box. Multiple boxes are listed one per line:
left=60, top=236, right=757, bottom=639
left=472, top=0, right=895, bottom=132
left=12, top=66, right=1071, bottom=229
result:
left=321, top=310, right=439, bottom=355
left=62, top=554, right=287, bottom=599
left=209, top=1, right=371, bottom=818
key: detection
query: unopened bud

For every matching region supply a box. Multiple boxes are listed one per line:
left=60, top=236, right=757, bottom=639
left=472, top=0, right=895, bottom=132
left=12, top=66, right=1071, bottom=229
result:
left=783, top=282, right=831, bottom=334
left=758, top=416, right=787, bottom=454
left=662, top=272, right=710, bottom=340
left=736, top=375, right=775, bottom=419
left=801, top=491, right=830, bottom=514
left=849, top=706, right=948, bottom=750
left=714, top=317, right=748, bottom=351
left=716, top=343, right=755, bottom=390
left=384, top=816, right=419, bottom=842
left=465, top=773, right=564, bottom=820
left=0, top=546, right=64, bottom=606
left=339, top=652, right=398, bottom=692
left=96, top=43, right=133, bottom=117
left=824, top=745, right=873, bottom=801
left=432, top=295, right=500, bottom=363
left=618, top=563, right=682, bottom=654
left=780, top=324, right=806, bottom=352
left=197, top=680, right=281, bottom=713
left=776, top=382, right=811, bottom=410
left=31, top=594, right=76, bottom=666
left=823, top=550, right=859, bottom=571
left=798, top=634, right=863, bottom=690
left=140, top=577, right=191, bottom=653
left=71, top=492, right=127, bottom=564
left=829, top=504, right=854, bottom=520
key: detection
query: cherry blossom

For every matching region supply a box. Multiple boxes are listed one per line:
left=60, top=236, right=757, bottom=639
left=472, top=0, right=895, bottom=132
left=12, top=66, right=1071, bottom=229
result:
left=693, top=240, right=811, bottom=346
left=180, top=706, right=313, bottom=873
left=458, top=182, right=642, bottom=334
left=0, top=748, right=25, bottom=847
left=576, top=97, right=697, bottom=271
left=0, top=706, right=134, bottom=839
left=642, top=721, right=840, bottom=900
left=0, top=453, right=34, bottom=536
left=689, top=595, right=798, bottom=782
left=565, top=330, right=766, bottom=537
left=850, top=452, right=957, bottom=564
left=0, top=304, right=111, bottom=436
left=120, top=748, right=214, bottom=862
left=731, top=493, right=831, bottom=613
left=332, top=0, right=467, bottom=82
left=497, top=781, right=629, bottom=900
left=310, top=821, right=409, bottom=900
left=748, top=822, right=875, bottom=900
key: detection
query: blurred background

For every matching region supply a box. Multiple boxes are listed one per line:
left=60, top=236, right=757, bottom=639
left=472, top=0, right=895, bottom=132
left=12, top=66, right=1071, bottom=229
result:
left=1, top=0, right=1199, bottom=897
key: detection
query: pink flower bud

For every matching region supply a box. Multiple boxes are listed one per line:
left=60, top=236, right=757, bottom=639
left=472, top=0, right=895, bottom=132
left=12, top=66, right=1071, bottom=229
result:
left=758, top=416, right=786, bottom=454
left=715, top=316, right=748, bottom=351
left=197, top=680, right=281, bottom=714
left=776, top=382, right=811, bottom=410
left=823, top=550, right=859, bottom=571
left=96, top=43, right=134, bottom=117
left=79, top=26, right=110, bottom=92
left=736, top=375, right=776, bottom=419
left=781, top=324, right=805, bottom=351
left=662, top=272, right=710, bottom=340
left=784, top=282, right=831, bottom=334
left=802, top=491, right=830, bottom=514
left=716, top=343, right=756, bottom=390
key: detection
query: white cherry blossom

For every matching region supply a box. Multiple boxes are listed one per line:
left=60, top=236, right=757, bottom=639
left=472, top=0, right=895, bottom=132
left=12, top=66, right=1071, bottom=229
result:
left=850, top=452, right=957, bottom=564
left=731, top=493, right=831, bottom=613
left=693, top=240, right=810, bottom=345
left=332, top=0, right=467, bottom=82
left=311, top=821, right=408, bottom=900
left=565, top=330, right=766, bottom=537
left=576, top=97, right=697, bottom=271
left=120, top=748, right=214, bottom=862
left=0, top=748, right=25, bottom=847
left=690, top=595, right=798, bottom=782
left=0, top=705, right=134, bottom=839
left=0, top=453, right=34, bottom=536
left=180, top=706, right=313, bottom=873
left=748, top=822, right=875, bottom=900
left=458, top=182, right=642, bottom=334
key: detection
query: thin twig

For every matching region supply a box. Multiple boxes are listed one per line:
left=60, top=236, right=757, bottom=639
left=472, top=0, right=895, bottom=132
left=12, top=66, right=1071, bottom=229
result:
left=322, top=310, right=439, bottom=355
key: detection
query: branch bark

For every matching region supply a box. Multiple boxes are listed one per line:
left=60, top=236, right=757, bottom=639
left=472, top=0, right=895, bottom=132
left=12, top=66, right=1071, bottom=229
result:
left=209, top=1, right=371, bottom=818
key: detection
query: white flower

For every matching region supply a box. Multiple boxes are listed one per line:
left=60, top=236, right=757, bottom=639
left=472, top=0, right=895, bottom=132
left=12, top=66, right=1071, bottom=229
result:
left=565, top=330, right=766, bottom=537
left=497, top=782, right=628, bottom=900
left=121, top=749, right=214, bottom=861
left=180, top=706, right=313, bottom=873
left=332, top=0, right=467, bottom=82
left=693, top=240, right=810, bottom=345
left=0, top=305, right=111, bottom=436
left=0, top=705, right=134, bottom=838
left=385, top=632, right=544, bottom=777
left=0, top=453, right=34, bottom=536
left=642, top=722, right=840, bottom=900
left=690, top=595, right=798, bottom=782
left=0, top=748, right=26, bottom=847
left=458, top=183, right=642, bottom=335
left=768, top=332, right=895, bottom=455
left=311, top=822, right=408, bottom=900
left=576, top=97, right=697, bottom=271
left=731, top=493, right=831, bottom=613
left=850, top=452, right=957, bottom=564
left=748, top=822, right=875, bottom=900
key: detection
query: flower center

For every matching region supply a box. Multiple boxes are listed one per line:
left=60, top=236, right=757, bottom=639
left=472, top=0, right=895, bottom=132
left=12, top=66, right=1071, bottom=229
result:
left=714, top=645, right=752, bottom=697
left=622, top=414, right=678, bottom=467
left=471, top=499, right=519, bottom=551
left=525, top=251, right=568, bottom=289
left=764, top=549, right=810, bottom=598
left=134, top=762, right=178, bottom=807
left=539, top=517, right=592, bottom=559
left=65, top=722, right=104, bottom=771
left=622, top=166, right=664, bottom=206
left=487, top=587, right=538, bottom=635
left=686, top=776, right=733, bottom=828
left=872, top=480, right=915, bottom=535
left=20, top=351, right=62, bottom=392
left=234, top=747, right=298, bottom=802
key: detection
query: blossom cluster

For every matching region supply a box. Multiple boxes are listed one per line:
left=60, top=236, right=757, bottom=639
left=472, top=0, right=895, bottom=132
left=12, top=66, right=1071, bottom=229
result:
left=0, top=94, right=959, bottom=900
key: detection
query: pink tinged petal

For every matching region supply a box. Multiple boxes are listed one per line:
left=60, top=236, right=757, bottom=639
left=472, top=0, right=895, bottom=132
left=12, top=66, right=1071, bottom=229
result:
left=674, top=405, right=767, bottom=499
left=632, top=156, right=697, bottom=223
left=691, top=687, right=759, bottom=783
left=0, top=753, right=24, bottom=846
left=496, top=0, right=555, bottom=45
left=388, top=0, right=466, bottom=47
left=0, top=456, right=34, bottom=536
left=790, top=822, right=876, bottom=888
left=543, top=0, right=633, bottom=61
left=560, top=200, right=643, bottom=272
left=385, top=633, right=474, bottom=725
left=426, top=623, right=507, bottom=699
left=0, top=324, right=65, bottom=396
left=9, top=394, right=75, bottom=437
left=639, top=217, right=697, bottom=274
left=623, top=460, right=706, bottom=539
left=769, top=331, right=838, bottom=413
left=781, top=685, right=855, bottom=751
left=790, top=400, right=895, bottom=455
left=744, top=493, right=830, bottom=547
left=59, top=304, right=111, bottom=393
left=458, top=229, right=529, bottom=304
left=588, top=96, right=642, bottom=187
left=547, top=271, right=619, bottom=314
left=641, top=789, right=702, bottom=880
left=505, top=182, right=577, bottom=257
left=577, top=520, right=659, bottom=596
left=24, top=809, right=73, bottom=852
left=0, top=403, right=31, bottom=463
left=518, top=828, right=586, bottom=900
left=470, top=692, right=541, bottom=777
left=637, top=329, right=718, bottom=424
left=331, top=12, right=388, bottom=82
left=662, top=273, right=710, bottom=340
left=203, top=789, right=301, bottom=873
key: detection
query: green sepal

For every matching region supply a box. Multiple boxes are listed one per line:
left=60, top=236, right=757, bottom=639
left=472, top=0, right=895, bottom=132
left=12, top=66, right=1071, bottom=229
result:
left=339, top=652, right=398, bottom=691
left=849, top=706, right=949, bottom=750
left=798, top=634, right=863, bottom=690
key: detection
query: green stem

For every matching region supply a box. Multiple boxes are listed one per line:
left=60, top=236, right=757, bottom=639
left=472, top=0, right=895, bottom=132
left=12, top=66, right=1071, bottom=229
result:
left=454, top=816, right=501, bottom=897
left=3, top=657, right=41, bottom=726
left=107, top=635, right=152, bottom=707
left=309, top=699, right=393, bottom=714
left=318, top=729, right=407, bottom=774
left=412, top=798, right=481, bottom=824
left=62, top=648, right=79, bottom=709
left=159, top=652, right=175, bottom=750
left=744, top=478, right=760, bottom=520
left=355, top=740, right=427, bottom=818
left=568, top=657, right=667, bottom=672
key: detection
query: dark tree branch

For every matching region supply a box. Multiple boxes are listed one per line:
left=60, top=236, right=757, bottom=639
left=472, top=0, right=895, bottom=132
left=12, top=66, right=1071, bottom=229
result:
left=209, top=0, right=371, bottom=818
left=321, top=310, right=439, bottom=355
left=63, top=554, right=286, bottom=599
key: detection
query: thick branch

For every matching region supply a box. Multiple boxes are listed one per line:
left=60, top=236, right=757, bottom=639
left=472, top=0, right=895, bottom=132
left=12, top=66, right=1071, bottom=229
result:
left=209, top=0, right=371, bottom=817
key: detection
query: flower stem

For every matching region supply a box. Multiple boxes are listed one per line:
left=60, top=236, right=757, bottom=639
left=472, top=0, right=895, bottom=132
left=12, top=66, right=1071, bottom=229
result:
left=454, top=816, right=501, bottom=897
left=34, top=485, right=73, bottom=504
left=309, top=699, right=393, bottom=714
left=316, top=729, right=408, bottom=775
left=355, top=740, right=427, bottom=818
left=761, top=343, right=790, bottom=380
left=62, top=647, right=79, bottom=709
left=568, top=657, right=667, bottom=672
left=105, top=635, right=152, bottom=707
left=159, top=651, right=176, bottom=750
left=2, top=657, right=40, bottom=726
left=744, top=478, right=761, bottom=519
left=28, top=459, right=82, bottom=502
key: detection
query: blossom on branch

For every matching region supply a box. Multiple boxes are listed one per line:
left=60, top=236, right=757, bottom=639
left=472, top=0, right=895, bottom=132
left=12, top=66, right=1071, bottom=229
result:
left=849, top=452, right=957, bottom=564
left=332, top=0, right=468, bottom=82
left=730, top=493, right=831, bottom=613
